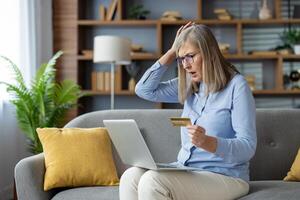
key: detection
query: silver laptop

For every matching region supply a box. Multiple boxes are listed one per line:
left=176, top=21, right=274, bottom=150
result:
left=103, top=119, right=200, bottom=171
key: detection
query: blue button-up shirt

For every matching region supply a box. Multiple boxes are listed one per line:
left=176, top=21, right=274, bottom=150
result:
left=135, top=61, right=257, bottom=181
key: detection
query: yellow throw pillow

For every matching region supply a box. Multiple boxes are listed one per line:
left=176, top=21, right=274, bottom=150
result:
left=37, top=127, right=119, bottom=191
left=284, top=148, right=300, bottom=181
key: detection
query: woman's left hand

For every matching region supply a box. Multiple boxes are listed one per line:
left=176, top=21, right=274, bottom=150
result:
left=186, top=125, right=207, bottom=148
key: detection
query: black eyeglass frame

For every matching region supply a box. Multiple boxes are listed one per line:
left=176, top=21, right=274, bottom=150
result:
left=176, top=52, right=201, bottom=65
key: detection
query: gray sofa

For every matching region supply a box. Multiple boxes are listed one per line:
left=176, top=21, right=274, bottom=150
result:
left=15, top=109, right=300, bottom=200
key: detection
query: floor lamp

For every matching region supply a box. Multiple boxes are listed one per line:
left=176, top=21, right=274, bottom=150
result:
left=93, top=36, right=131, bottom=109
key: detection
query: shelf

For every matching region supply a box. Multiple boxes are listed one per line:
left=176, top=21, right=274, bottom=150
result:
left=130, top=52, right=159, bottom=60
left=239, top=18, right=300, bottom=25
left=82, top=90, right=135, bottom=96
left=197, top=19, right=240, bottom=25
left=281, top=54, right=300, bottom=60
left=225, top=54, right=278, bottom=59
left=199, top=19, right=300, bottom=25
left=224, top=54, right=300, bottom=60
left=78, top=53, right=300, bottom=61
left=78, top=55, right=93, bottom=60
left=77, top=18, right=300, bottom=27
left=77, top=53, right=158, bottom=61
left=77, top=20, right=157, bottom=26
left=253, top=90, right=300, bottom=95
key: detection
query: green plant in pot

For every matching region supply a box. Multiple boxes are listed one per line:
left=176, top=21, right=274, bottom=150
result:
left=280, top=28, right=300, bottom=54
left=128, top=4, right=150, bottom=20
left=0, top=51, right=83, bottom=154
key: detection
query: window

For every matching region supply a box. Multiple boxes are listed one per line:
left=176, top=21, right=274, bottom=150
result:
left=0, top=0, right=20, bottom=100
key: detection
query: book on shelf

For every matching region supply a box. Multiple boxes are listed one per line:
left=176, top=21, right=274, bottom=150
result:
left=91, top=71, right=97, bottom=90
left=218, top=14, right=232, bottom=20
left=115, top=65, right=122, bottom=91
left=92, top=71, right=121, bottom=92
left=96, top=72, right=105, bottom=91
left=106, top=0, right=118, bottom=21
left=214, top=8, right=232, bottom=20
left=81, top=50, right=93, bottom=58
left=130, top=52, right=155, bottom=58
left=213, top=8, right=228, bottom=14
left=249, top=50, right=277, bottom=56
left=99, top=4, right=106, bottom=20
left=104, top=71, right=111, bottom=91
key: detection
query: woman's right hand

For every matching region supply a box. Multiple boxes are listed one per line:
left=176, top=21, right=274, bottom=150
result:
left=170, top=21, right=194, bottom=53
left=159, top=21, right=194, bottom=66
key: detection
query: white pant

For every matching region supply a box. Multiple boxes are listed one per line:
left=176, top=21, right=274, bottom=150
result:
left=119, top=167, right=249, bottom=200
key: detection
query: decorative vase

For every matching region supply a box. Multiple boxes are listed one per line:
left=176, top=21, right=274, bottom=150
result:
left=289, top=70, right=300, bottom=89
left=128, top=78, right=136, bottom=91
left=294, top=44, right=300, bottom=55
left=259, top=0, right=272, bottom=20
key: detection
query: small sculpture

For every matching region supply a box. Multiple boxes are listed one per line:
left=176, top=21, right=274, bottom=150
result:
left=125, top=62, right=140, bottom=91
left=161, top=11, right=182, bottom=21
left=214, top=8, right=233, bottom=20
left=259, top=0, right=272, bottom=20
left=289, top=70, right=300, bottom=89
left=245, top=75, right=256, bottom=91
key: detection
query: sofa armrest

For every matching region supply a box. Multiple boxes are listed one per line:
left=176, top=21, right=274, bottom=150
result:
left=14, top=153, right=56, bottom=200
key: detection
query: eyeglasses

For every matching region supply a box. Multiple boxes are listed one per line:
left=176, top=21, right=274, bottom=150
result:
left=176, top=52, right=200, bottom=66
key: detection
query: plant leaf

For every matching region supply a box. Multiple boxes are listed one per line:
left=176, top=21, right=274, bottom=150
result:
left=0, top=50, right=82, bottom=154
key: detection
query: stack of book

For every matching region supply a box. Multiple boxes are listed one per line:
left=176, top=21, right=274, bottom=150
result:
left=99, top=0, right=118, bottom=21
left=91, top=71, right=112, bottom=91
left=160, top=11, right=182, bottom=21
left=214, top=8, right=232, bottom=20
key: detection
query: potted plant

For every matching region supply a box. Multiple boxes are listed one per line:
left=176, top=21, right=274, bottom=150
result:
left=128, top=4, right=150, bottom=20
left=280, top=28, right=300, bottom=54
left=0, top=51, right=83, bottom=154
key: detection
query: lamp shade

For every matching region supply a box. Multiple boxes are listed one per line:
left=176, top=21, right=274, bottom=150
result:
left=93, top=35, right=131, bottom=65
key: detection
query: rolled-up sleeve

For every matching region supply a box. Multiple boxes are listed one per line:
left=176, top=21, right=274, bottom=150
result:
left=135, top=61, right=179, bottom=103
left=215, top=80, right=257, bottom=164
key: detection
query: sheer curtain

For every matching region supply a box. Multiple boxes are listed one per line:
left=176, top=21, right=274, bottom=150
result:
left=0, top=0, right=53, bottom=199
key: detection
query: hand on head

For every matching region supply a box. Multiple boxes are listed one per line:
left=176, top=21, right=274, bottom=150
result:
left=158, top=21, right=195, bottom=66
left=171, top=21, right=195, bottom=52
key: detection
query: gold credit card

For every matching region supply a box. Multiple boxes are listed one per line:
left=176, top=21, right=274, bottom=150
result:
left=170, top=117, right=191, bottom=127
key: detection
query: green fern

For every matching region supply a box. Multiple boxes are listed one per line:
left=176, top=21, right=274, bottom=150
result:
left=0, top=51, right=83, bottom=154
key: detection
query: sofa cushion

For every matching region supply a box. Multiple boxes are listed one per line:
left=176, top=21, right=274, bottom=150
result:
left=51, top=181, right=300, bottom=200
left=239, top=181, right=300, bottom=200
left=51, top=186, right=119, bottom=200
left=284, top=148, right=300, bottom=181
left=37, top=127, right=119, bottom=191
left=250, top=110, right=300, bottom=180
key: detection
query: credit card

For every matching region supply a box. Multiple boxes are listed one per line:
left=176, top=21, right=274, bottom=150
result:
left=170, top=117, right=191, bottom=127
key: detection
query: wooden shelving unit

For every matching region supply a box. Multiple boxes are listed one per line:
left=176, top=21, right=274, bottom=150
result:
left=53, top=0, right=300, bottom=118
left=253, top=89, right=300, bottom=95
left=83, top=90, right=135, bottom=95
left=78, top=53, right=158, bottom=61
left=77, top=19, right=300, bottom=26
left=77, top=19, right=158, bottom=26
left=82, top=89, right=300, bottom=96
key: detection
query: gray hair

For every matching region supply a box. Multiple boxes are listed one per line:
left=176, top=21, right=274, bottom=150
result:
left=174, top=24, right=238, bottom=104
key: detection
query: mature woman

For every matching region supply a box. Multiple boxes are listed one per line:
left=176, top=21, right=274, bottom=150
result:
left=120, top=22, right=257, bottom=200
